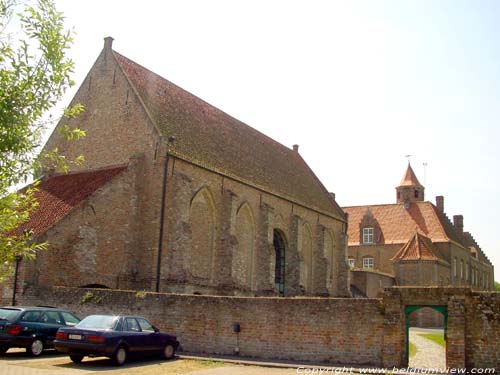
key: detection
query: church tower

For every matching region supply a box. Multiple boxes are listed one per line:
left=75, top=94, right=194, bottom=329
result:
left=396, top=163, right=424, bottom=206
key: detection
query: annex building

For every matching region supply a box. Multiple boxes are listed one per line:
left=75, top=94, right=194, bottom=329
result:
left=0, top=37, right=351, bottom=303
left=343, top=164, right=494, bottom=325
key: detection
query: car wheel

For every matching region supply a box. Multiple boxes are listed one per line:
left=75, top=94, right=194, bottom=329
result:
left=112, top=346, right=127, bottom=366
left=162, top=343, right=175, bottom=360
left=27, top=339, right=44, bottom=357
left=70, top=354, right=84, bottom=363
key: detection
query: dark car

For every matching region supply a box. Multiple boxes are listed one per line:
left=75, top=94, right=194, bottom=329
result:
left=54, top=314, right=179, bottom=366
left=0, top=306, right=81, bottom=356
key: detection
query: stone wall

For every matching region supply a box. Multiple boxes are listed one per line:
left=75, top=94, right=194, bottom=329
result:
left=19, top=286, right=500, bottom=370
left=465, top=292, right=500, bottom=369
left=24, top=286, right=384, bottom=366
left=350, top=269, right=395, bottom=298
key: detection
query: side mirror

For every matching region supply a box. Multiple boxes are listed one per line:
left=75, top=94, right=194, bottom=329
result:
left=153, top=326, right=160, bottom=333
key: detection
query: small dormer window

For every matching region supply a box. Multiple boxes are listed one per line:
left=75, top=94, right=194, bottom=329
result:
left=363, top=227, right=374, bottom=244
left=414, top=190, right=419, bottom=198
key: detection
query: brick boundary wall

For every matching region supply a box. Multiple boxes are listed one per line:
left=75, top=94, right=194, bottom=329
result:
left=23, top=286, right=385, bottom=366
left=19, top=286, right=500, bottom=370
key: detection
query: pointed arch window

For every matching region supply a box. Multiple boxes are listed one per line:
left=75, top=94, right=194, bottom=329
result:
left=273, top=230, right=286, bottom=297
left=189, top=187, right=216, bottom=281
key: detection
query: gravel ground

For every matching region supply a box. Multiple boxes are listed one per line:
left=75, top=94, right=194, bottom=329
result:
left=409, top=328, right=446, bottom=370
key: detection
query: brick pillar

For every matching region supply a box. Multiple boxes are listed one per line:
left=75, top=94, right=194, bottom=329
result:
left=335, top=232, right=351, bottom=297
left=447, top=296, right=466, bottom=369
left=163, top=171, right=193, bottom=292
left=254, top=203, right=274, bottom=294
left=285, top=214, right=301, bottom=296
left=382, top=288, right=404, bottom=368
left=312, top=224, right=329, bottom=296
left=212, top=188, right=238, bottom=293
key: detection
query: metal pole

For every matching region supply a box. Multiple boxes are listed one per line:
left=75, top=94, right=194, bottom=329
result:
left=12, top=255, right=21, bottom=306
left=155, top=136, right=175, bottom=293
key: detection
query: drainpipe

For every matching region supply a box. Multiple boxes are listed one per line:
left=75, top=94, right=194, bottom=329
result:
left=155, top=136, right=176, bottom=293
left=12, top=254, right=22, bottom=306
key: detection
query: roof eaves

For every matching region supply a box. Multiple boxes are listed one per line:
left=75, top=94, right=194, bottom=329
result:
left=293, top=151, right=346, bottom=220
left=170, top=150, right=346, bottom=223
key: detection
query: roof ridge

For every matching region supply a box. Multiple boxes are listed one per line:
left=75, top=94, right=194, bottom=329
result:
left=113, top=51, right=297, bottom=157
left=111, top=49, right=340, bottom=218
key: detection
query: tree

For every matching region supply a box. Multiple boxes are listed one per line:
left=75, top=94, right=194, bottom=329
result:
left=495, top=281, right=500, bottom=292
left=0, top=0, right=84, bottom=280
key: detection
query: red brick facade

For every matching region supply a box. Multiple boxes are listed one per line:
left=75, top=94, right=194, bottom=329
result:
left=1, top=37, right=350, bottom=301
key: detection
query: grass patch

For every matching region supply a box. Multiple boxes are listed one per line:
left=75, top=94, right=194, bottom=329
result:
left=418, top=333, right=446, bottom=348
left=409, top=342, right=418, bottom=358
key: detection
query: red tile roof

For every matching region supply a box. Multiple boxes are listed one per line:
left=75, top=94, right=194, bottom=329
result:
left=399, top=164, right=423, bottom=187
left=17, top=166, right=126, bottom=237
left=343, top=201, right=462, bottom=246
left=391, top=232, right=447, bottom=262
left=113, top=52, right=344, bottom=220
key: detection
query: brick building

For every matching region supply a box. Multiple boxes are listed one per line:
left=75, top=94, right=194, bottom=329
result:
left=343, top=163, right=495, bottom=303
left=1, top=37, right=351, bottom=303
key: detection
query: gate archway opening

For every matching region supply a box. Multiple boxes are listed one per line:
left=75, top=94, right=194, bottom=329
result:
left=405, top=305, right=448, bottom=369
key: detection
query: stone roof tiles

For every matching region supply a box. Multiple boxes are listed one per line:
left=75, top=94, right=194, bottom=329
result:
left=113, top=51, right=344, bottom=220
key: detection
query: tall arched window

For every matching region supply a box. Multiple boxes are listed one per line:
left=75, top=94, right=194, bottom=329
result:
left=233, top=203, right=255, bottom=289
left=273, top=230, right=286, bottom=297
left=189, top=187, right=216, bottom=281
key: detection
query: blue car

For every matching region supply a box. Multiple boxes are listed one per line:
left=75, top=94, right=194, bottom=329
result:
left=0, top=306, right=80, bottom=356
left=54, top=315, right=179, bottom=366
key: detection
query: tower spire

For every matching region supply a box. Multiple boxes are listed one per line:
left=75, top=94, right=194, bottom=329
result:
left=396, top=162, right=425, bottom=206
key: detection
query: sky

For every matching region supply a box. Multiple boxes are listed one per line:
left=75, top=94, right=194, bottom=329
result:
left=50, top=0, right=500, bottom=276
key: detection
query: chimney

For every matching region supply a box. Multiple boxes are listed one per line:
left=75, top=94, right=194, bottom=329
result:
left=104, top=36, right=114, bottom=50
left=453, top=215, right=463, bottom=234
left=292, top=144, right=299, bottom=152
left=329, top=192, right=336, bottom=200
left=436, top=196, right=444, bottom=212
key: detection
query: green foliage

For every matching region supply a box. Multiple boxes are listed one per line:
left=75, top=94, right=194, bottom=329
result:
left=0, top=0, right=84, bottom=281
left=135, top=290, right=147, bottom=299
left=409, top=341, right=417, bottom=358
left=495, top=281, right=500, bottom=291
left=81, top=291, right=94, bottom=304
left=81, top=291, right=102, bottom=304
left=418, top=333, right=446, bottom=348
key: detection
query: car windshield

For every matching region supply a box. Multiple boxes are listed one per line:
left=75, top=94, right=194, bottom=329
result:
left=0, top=308, right=21, bottom=322
left=76, top=315, right=118, bottom=330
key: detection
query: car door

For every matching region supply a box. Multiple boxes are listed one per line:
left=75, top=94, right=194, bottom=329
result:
left=39, top=311, right=64, bottom=345
left=136, top=317, right=163, bottom=352
left=123, top=317, right=147, bottom=353
left=18, top=311, right=42, bottom=338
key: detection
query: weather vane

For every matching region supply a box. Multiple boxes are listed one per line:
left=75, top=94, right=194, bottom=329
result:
left=405, top=154, right=412, bottom=164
